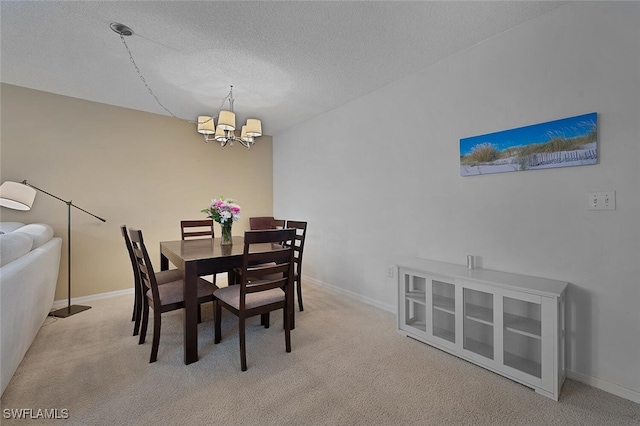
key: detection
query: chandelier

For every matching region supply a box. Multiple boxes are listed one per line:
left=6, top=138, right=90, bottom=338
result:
left=197, top=86, right=262, bottom=149
left=110, top=23, right=262, bottom=150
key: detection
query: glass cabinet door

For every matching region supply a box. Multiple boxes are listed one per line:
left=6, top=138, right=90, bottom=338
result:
left=402, top=274, right=427, bottom=334
left=463, top=287, right=494, bottom=361
left=503, top=296, right=542, bottom=379
left=431, top=279, right=456, bottom=344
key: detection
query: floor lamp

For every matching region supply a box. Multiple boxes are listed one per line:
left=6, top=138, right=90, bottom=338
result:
left=0, top=180, right=106, bottom=318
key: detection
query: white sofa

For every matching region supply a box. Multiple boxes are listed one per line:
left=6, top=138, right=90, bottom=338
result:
left=0, top=222, right=62, bottom=396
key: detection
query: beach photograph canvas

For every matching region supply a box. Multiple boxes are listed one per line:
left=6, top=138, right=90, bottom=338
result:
left=460, top=112, right=597, bottom=176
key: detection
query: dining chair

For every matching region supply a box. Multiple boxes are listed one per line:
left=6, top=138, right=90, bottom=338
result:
left=249, top=216, right=275, bottom=230
left=214, top=228, right=296, bottom=371
left=286, top=221, right=308, bottom=313
left=120, top=225, right=183, bottom=336
left=181, top=219, right=216, bottom=288
left=249, top=217, right=285, bottom=252
left=129, top=228, right=218, bottom=363
left=237, top=219, right=304, bottom=328
left=180, top=219, right=214, bottom=240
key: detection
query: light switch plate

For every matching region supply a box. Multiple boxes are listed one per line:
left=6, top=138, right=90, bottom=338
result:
left=587, top=191, right=616, bottom=210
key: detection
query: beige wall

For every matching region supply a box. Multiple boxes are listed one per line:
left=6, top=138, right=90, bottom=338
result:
left=0, top=83, right=273, bottom=299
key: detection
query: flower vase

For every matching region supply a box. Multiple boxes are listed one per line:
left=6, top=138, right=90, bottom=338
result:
left=220, top=221, right=233, bottom=246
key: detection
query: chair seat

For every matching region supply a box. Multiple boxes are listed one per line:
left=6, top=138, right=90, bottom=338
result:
left=147, top=278, right=217, bottom=307
left=214, top=285, right=284, bottom=311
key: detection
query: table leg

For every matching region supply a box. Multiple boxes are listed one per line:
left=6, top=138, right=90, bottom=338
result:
left=227, top=269, right=236, bottom=286
left=184, top=261, right=199, bottom=364
left=160, top=253, right=168, bottom=271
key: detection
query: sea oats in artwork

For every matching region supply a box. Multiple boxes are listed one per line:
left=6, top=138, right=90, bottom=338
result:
left=460, top=112, right=597, bottom=176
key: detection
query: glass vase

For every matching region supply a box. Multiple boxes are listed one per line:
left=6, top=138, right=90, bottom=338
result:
left=220, top=221, right=233, bottom=246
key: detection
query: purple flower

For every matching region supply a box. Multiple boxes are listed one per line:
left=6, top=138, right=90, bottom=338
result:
left=202, top=196, right=241, bottom=224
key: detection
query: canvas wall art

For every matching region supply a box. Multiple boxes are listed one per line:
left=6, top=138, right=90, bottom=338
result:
left=460, top=112, right=597, bottom=176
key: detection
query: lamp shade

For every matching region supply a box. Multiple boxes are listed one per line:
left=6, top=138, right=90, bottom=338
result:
left=197, top=116, right=215, bottom=135
left=214, top=126, right=227, bottom=142
left=217, top=110, right=236, bottom=131
left=245, top=118, right=262, bottom=137
left=0, top=181, right=36, bottom=211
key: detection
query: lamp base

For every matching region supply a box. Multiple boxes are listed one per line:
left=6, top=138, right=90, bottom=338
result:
left=49, top=305, right=91, bottom=318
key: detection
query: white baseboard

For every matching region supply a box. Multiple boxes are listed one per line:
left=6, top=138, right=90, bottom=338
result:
left=304, top=276, right=395, bottom=313
left=566, top=369, right=640, bottom=404
left=52, top=288, right=133, bottom=309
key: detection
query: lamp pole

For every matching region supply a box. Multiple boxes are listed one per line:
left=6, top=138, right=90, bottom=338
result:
left=22, top=180, right=106, bottom=318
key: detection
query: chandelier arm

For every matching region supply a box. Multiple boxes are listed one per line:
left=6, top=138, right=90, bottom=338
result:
left=202, top=132, right=252, bottom=149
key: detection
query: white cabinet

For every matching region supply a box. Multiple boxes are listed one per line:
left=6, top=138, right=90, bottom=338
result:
left=397, top=258, right=567, bottom=401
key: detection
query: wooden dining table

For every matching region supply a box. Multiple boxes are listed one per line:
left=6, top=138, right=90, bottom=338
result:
left=160, top=236, right=294, bottom=365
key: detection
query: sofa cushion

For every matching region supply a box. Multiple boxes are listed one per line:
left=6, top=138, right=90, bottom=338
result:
left=0, top=222, right=25, bottom=234
left=0, top=232, right=34, bottom=267
left=13, top=224, right=54, bottom=249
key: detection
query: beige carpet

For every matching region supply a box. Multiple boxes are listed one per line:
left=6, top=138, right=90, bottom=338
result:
left=1, top=283, right=639, bottom=425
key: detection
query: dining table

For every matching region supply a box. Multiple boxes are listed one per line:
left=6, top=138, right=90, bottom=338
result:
left=159, top=236, right=294, bottom=365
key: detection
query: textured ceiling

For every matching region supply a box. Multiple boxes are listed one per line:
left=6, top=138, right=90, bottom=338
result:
left=1, top=1, right=565, bottom=135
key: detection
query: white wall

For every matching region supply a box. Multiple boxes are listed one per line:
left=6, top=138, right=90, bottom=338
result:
left=273, top=3, right=639, bottom=401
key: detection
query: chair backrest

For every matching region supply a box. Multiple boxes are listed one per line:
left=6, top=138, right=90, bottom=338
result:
left=249, top=216, right=275, bottom=230
left=129, top=228, right=161, bottom=309
left=121, top=225, right=141, bottom=289
left=286, top=221, right=307, bottom=276
left=240, top=229, right=296, bottom=307
left=181, top=219, right=214, bottom=240
left=273, top=219, right=285, bottom=229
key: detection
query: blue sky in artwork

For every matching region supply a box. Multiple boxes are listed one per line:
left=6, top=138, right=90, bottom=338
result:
left=460, top=112, right=597, bottom=156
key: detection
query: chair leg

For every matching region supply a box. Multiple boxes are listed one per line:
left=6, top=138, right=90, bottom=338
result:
left=214, top=302, right=222, bottom=344
left=198, top=305, right=202, bottom=324
left=240, top=315, right=247, bottom=371
left=212, top=300, right=216, bottom=326
left=139, top=302, right=149, bottom=345
left=288, top=281, right=297, bottom=331
left=286, top=302, right=296, bottom=330
left=150, top=310, right=161, bottom=363
left=297, top=277, right=304, bottom=312
left=133, top=282, right=142, bottom=336
left=284, top=306, right=291, bottom=353
left=261, top=313, right=270, bottom=328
